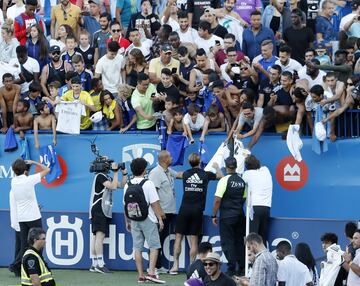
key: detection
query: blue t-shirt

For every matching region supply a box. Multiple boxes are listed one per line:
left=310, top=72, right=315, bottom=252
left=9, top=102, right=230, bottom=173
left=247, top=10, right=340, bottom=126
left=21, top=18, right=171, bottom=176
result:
left=83, top=16, right=101, bottom=44
left=116, top=0, right=132, bottom=28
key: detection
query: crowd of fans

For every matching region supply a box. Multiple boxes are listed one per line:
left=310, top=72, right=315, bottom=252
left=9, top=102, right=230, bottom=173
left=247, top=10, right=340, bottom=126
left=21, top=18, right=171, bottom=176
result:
left=1, top=0, right=360, bottom=284
left=0, top=0, right=359, bottom=147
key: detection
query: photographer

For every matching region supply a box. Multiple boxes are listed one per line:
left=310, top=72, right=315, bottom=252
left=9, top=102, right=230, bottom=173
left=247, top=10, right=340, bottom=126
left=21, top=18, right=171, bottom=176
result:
left=89, top=158, right=128, bottom=274
left=11, top=159, right=50, bottom=277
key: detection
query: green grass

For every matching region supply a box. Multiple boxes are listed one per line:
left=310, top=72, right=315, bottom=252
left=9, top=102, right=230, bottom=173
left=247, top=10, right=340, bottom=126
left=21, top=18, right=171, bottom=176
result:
left=0, top=268, right=186, bottom=286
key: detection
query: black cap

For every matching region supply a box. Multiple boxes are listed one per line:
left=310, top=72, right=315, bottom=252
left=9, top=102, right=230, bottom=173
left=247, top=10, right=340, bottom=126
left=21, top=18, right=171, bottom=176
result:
left=161, top=44, right=172, bottom=53
left=225, top=157, right=237, bottom=169
left=49, top=45, right=60, bottom=53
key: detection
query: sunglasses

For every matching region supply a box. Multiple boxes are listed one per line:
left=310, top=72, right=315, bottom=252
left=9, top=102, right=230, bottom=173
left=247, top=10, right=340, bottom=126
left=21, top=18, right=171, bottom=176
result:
left=347, top=82, right=354, bottom=86
left=112, top=29, right=121, bottom=33
left=203, top=262, right=216, bottom=267
left=240, top=67, right=248, bottom=71
left=52, top=51, right=60, bottom=55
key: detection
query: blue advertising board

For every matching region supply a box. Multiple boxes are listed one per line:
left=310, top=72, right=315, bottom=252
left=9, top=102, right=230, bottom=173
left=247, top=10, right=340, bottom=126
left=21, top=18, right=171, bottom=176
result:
left=0, top=133, right=359, bottom=219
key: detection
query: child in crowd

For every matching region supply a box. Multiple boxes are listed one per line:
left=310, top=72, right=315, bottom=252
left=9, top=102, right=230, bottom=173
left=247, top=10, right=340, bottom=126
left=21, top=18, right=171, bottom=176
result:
left=23, top=81, right=43, bottom=116
left=117, top=84, right=137, bottom=133
left=200, top=104, right=226, bottom=142
left=13, top=99, right=33, bottom=138
left=61, top=36, right=81, bottom=66
left=183, top=89, right=204, bottom=113
left=163, top=96, right=178, bottom=125
left=183, top=103, right=206, bottom=144
left=0, top=73, right=21, bottom=131
left=59, top=71, right=77, bottom=96
left=75, top=31, right=95, bottom=71
left=167, top=107, right=185, bottom=135
left=100, top=90, right=122, bottom=131
left=33, top=101, right=57, bottom=149
left=72, top=54, right=93, bottom=92
left=315, top=44, right=331, bottom=66
left=43, top=81, right=61, bottom=114
left=177, top=46, right=195, bottom=97
left=89, top=78, right=103, bottom=112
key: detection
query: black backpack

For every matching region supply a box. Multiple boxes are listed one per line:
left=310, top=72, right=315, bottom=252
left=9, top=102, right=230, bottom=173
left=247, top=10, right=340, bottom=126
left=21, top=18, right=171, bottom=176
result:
left=124, top=179, right=149, bottom=221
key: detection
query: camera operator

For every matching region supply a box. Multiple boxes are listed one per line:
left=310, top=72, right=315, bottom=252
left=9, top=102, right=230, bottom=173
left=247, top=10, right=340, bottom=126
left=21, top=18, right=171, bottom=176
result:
left=89, top=159, right=128, bottom=274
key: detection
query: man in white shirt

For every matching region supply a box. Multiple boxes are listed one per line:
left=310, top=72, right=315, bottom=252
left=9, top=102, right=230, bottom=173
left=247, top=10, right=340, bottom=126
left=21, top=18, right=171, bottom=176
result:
left=123, top=158, right=165, bottom=284
left=94, top=41, right=125, bottom=97
left=275, top=45, right=302, bottom=74
left=9, top=45, right=40, bottom=95
left=11, top=158, right=49, bottom=277
left=176, top=11, right=198, bottom=44
left=298, top=59, right=326, bottom=88
left=126, top=28, right=153, bottom=61
left=196, top=20, right=223, bottom=56
left=242, top=155, right=273, bottom=243
left=276, top=241, right=314, bottom=286
left=340, top=0, right=360, bottom=38
left=343, top=229, right=360, bottom=286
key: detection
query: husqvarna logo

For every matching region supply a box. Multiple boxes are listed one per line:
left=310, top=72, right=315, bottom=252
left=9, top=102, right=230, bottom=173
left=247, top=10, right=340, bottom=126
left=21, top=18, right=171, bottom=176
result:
left=276, top=156, right=309, bottom=191
left=122, top=144, right=160, bottom=168
left=46, top=216, right=84, bottom=266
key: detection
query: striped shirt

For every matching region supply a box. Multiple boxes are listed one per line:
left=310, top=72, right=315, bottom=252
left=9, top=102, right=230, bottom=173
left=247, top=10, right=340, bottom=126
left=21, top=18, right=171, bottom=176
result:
left=250, top=249, right=278, bottom=286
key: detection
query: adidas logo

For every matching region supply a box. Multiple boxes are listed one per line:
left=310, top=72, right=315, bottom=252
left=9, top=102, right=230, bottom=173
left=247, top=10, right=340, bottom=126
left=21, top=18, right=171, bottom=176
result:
left=186, top=173, right=203, bottom=184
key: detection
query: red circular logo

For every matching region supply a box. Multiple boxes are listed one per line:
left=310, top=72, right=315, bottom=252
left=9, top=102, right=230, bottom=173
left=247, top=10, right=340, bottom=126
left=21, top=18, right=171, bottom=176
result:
left=36, top=155, right=68, bottom=188
left=276, top=156, right=309, bottom=191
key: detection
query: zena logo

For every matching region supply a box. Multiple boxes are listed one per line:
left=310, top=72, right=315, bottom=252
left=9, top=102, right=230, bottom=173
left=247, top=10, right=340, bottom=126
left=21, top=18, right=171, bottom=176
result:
left=122, top=144, right=160, bottom=170
left=276, top=156, right=309, bottom=191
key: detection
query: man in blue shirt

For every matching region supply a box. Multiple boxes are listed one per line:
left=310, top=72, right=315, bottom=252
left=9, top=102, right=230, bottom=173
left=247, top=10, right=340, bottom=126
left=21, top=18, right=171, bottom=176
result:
left=253, top=39, right=278, bottom=83
left=242, top=10, right=276, bottom=61
left=315, top=0, right=336, bottom=48
left=80, top=0, right=101, bottom=44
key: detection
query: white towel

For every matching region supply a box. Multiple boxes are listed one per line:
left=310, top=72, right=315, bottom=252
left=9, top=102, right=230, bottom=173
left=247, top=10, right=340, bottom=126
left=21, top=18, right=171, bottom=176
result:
left=204, top=143, right=230, bottom=173
left=286, top=124, right=303, bottom=162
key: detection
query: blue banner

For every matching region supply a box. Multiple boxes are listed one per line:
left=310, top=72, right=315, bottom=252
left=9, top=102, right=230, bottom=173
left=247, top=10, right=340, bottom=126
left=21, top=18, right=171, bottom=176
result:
left=0, top=133, right=359, bottom=219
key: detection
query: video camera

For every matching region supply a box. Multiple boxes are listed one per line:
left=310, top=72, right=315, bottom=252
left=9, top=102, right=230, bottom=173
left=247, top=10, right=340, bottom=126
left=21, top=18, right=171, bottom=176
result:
left=89, top=140, right=125, bottom=173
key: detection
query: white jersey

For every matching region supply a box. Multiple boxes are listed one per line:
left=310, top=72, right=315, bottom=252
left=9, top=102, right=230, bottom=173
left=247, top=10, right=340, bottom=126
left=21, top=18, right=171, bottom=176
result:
left=55, top=101, right=86, bottom=134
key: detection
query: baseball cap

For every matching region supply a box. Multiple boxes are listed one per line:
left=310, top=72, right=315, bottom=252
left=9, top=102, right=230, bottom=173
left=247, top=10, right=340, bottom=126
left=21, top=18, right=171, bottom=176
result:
left=225, top=157, right=237, bottom=169
left=184, top=278, right=205, bottom=286
left=49, top=45, right=60, bottom=53
left=204, top=7, right=216, bottom=15
left=315, top=43, right=326, bottom=50
left=161, top=44, right=172, bottom=53
left=89, top=0, right=100, bottom=5
left=90, top=111, right=103, bottom=123
left=202, top=252, right=221, bottom=264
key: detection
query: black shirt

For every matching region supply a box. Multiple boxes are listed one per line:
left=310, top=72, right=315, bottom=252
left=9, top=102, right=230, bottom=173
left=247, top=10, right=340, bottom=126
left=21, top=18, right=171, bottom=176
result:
left=283, top=26, right=315, bottom=65
left=157, top=83, right=180, bottom=103
left=275, top=88, right=294, bottom=106
left=179, top=168, right=217, bottom=213
left=211, top=24, right=228, bottom=39
left=187, top=0, right=220, bottom=29
left=204, top=272, right=236, bottom=286
left=75, top=46, right=95, bottom=70
left=258, top=79, right=281, bottom=107
left=91, top=173, right=110, bottom=217
left=180, top=61, right=196, bottom=92
left=234, top=76, right=258, bottom=92
left=187, top=259, right=207, bottom=280
left=22, top=247, right=56, bottom=286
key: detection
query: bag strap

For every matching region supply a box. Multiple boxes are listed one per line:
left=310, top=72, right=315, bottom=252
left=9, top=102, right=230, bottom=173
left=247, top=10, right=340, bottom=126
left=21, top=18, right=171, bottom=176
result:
left=139, top=179, right=147, bottom=187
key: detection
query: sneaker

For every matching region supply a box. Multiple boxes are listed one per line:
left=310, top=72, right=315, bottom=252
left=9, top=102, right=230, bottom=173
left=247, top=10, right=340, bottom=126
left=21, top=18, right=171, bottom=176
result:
left=156, top=267, right=168, bottom=274
left=138, top=277, right=146, bottom=283
left=95, top=265, right=111, bottom=274
left=89, top=266, right=96, bottom=272
left=147, top=268, right=159, bottom=275
left=145, top=274, right=166, bottom=284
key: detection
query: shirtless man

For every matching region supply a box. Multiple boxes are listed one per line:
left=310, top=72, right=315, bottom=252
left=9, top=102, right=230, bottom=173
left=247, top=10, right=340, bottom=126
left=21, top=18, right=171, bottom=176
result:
left=33, top=102, right=57, bottom=149
left=0, top=73, right=21, bottom=133
left=13, top=99, right=33, bottom=138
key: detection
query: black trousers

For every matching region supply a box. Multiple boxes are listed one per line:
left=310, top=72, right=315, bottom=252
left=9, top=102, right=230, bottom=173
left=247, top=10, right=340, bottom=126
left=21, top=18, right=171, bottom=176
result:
left=9, top=231, right=21, bottom=271
left=13, top=219, right=42, bottom=272
left=250, top=206, right=270, bottom=244
left=156, top=213, right=174, bottom=269
left=219, top=215, right=246, bottom=272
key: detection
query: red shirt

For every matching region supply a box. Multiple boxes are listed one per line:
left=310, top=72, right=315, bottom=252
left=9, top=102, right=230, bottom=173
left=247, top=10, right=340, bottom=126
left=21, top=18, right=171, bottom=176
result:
left=106, top=37, right=131, bottom=51
left=215, top=50, right=245, bottom=66
left=14, top=13, right=44, bottom=46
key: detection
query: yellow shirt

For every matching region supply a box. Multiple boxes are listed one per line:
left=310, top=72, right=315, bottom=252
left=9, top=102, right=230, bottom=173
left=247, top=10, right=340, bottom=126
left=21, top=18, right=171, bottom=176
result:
left=89, top=90, right=102, bottom=111
left=51, top=4, right=81, bottom=36
left=62, top=90, right=94, bottom=130
left=148, top=57, right=180, bottom=79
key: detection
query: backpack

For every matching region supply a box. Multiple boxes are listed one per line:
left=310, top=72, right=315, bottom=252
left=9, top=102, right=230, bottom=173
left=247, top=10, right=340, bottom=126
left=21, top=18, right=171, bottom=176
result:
left=124, top=179, right=149, bottom=221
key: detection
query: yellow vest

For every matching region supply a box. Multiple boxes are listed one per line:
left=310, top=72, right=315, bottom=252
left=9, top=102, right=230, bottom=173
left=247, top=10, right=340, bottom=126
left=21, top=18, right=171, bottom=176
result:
left=102, top=100, right=116, bottom=120
left=21, top=249, right=54, bottom=285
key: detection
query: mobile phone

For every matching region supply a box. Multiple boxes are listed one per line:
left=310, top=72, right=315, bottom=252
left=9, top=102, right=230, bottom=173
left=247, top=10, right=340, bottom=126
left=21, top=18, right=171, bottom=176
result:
left=172, top=67, right=177, bottom=74
left=151, top=93, right=156, bottom=98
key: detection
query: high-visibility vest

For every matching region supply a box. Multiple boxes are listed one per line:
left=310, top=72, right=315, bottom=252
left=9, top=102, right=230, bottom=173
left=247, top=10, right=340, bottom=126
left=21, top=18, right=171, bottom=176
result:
left=21, top=249, right=54, bottom=285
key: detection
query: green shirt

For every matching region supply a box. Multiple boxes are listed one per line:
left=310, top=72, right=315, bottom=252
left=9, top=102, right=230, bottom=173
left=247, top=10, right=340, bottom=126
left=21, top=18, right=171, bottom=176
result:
left=131, top=84, right=156, bottom=129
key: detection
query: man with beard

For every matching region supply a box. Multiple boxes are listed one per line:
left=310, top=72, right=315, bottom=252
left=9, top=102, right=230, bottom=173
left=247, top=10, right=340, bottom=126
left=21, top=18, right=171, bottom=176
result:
left=50, top=0, right=81, bottom=38
left=275, top=45, right=302, bottom=74
left=283, top=8, right=314, bottom=65
left=187, top=0, right=220, bottom=29
left=213, top=0, right=248, bottom=27
left=93, top=13, right=111, bottom=65
left=40, top=46, right=69, bottom=97
left=298, top=59, right=325, bottom=89
left=202, top=7, right=228, bottom=39
left=176, top=11, right=198, bottom=43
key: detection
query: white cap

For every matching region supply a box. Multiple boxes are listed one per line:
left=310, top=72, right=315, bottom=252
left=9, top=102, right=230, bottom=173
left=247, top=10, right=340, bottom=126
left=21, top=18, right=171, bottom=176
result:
left=90, top=111, right=103, bottom=123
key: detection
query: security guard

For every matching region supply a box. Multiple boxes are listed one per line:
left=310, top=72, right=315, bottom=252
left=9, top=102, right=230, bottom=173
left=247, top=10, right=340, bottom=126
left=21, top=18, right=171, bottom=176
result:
left=212, top=157, right=246, bottom=277
left=21, top=227, right=55, bottom=286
